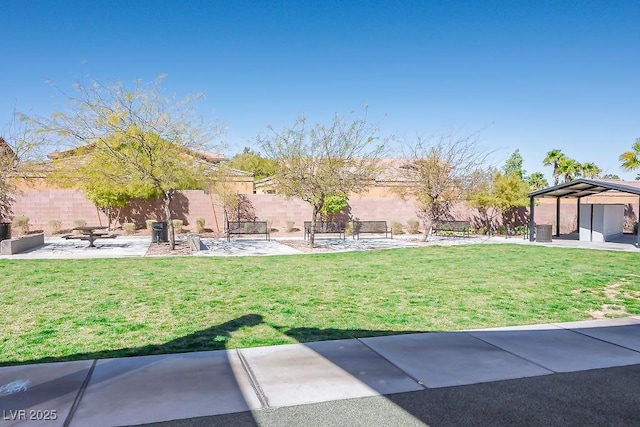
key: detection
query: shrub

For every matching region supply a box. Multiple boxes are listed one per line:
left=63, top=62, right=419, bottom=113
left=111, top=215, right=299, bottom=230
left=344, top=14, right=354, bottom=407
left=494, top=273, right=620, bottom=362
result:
left=407, top=219, right=420, bottom=234
left=498, top=225, right=507, bottom=235
left=196, top=218, right=206, bottom=233
left=49, top=219, right=63, bottom=234
left=122, top=222, right=137, bottom=235
left=391, top=221, right=404, bottom=235
left=172, top=219, right=183, bottom=234
left=146, top=220, right=155, bottom=230
left=285, top=220, right=295, bottom=232
left=13, top=215, right=29, bottom=234
left=345, top=221, right=354, bottom=237
left=72, top=219, right=87, bottom=234
left=514, top=225, right=528, bottom=236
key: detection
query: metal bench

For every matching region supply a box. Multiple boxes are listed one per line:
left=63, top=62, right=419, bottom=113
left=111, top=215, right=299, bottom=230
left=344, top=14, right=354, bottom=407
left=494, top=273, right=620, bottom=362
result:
left=434, top=220, right=471, bottom=238
left=226, top=221, right=270, bottom=242
left=353, top=220, right=392, bottom=239
left=303, top=221, right=346, bottom=240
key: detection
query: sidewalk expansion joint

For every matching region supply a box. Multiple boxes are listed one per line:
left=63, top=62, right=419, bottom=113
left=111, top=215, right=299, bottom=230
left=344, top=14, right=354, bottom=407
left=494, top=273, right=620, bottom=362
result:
left=236, top=348, right=270, bottom=409
left=463, top=332, right=558, bottom=374
left=63, top=359, right=97, bottom=427
left=356, top=337, right=428, bottom=389
left=554, top=323, right=640, bottom=354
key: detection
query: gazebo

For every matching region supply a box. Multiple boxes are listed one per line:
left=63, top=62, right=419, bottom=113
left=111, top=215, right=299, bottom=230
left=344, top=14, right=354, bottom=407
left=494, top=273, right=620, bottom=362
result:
left=528, top=179, right=640, bottom=246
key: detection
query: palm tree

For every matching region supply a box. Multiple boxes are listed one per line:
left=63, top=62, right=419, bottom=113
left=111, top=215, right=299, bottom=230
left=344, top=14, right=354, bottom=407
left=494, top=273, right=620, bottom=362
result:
left=543, top=149, right=565, bottom=186
left=580, top=162, right=601, bottom=179
left=620, top=138, right=640, bottom=171
left=526, top=171, right=549, bottom=191
left=557, top=158, right=581, bottom=183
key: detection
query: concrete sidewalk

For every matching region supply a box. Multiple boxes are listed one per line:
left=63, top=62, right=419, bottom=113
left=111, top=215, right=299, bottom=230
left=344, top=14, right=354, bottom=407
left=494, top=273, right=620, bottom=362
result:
left=1, top=317, right=640, bottom=426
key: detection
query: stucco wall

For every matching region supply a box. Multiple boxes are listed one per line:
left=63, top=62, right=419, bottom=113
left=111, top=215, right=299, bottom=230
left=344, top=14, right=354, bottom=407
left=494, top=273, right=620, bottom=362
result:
left=9, top=189, right=640, bottom=236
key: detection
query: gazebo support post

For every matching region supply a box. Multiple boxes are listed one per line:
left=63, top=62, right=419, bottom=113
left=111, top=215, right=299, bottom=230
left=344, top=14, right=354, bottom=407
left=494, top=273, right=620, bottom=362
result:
left=555, top=197, right=561, bottom=237
left=529, top=196, right=535, bottom=242
left=577, top=197, right=581, bottom=234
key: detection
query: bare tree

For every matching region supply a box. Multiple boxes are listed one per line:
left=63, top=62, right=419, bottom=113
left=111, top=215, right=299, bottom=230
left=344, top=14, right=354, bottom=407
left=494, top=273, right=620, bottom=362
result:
left=33, top=76, right=221, bottom=249
left=258, top=113, right=385, bottom=246
left=399, top=132, right=488, bottom=240
left=1, top=113, right=47, bottom=223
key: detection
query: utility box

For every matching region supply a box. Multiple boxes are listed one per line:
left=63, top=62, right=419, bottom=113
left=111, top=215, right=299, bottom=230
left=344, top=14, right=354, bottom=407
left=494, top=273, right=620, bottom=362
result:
left=536, top=224, right=553, bottom=242
left=579, top=204, right=624, bottom=242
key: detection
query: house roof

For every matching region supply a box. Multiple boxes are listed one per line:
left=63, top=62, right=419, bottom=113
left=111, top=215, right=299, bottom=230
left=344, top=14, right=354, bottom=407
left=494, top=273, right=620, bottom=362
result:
left=528, top=178, right=640, bottom=199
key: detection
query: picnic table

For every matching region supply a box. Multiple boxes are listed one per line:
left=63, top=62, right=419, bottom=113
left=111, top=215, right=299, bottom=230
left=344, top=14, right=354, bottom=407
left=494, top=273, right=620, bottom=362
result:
left=62, top=226, right=117, bottom=247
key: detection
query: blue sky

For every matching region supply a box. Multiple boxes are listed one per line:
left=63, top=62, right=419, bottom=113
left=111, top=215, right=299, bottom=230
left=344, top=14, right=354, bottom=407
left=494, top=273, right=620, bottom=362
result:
left=2, top=0, right=639, bottom=181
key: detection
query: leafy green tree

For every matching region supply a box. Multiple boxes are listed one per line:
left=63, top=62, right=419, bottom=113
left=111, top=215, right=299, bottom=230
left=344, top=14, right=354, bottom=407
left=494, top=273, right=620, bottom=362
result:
left=602, top=173, right=621, bottom=180
left=543, top=149, right=565, bottom=185
left=36, top=77, right=218, bottom=249
left=318, top=194, right=348, bottom=220
left=620, top=138, right=640, bottom=172
left=470, top=171, right=530, bottom=233
left=258, top=113, right=384, bottom=247
left=225, top=147, right=277, bottom=180
left=526, top=172, right=549, bottom=190
left=580, top=162, right=601, bottom=179
left=503, top=149, right=526, bottom=180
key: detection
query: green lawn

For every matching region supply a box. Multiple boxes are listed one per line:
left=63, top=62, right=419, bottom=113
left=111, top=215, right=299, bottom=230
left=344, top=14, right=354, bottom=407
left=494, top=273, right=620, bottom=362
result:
left=1, top=244, right=639, bottom=366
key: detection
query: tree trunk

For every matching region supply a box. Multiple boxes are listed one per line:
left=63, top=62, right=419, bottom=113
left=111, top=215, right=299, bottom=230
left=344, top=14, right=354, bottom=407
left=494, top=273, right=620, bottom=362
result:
left=163, top=190, right=175, bottom=250
left=309, top=205, right=319, bottom=248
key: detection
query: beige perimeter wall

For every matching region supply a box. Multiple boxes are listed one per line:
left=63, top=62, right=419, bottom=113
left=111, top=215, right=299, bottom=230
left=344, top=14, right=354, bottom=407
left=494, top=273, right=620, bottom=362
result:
left=9, top=189, right=639, bottom=235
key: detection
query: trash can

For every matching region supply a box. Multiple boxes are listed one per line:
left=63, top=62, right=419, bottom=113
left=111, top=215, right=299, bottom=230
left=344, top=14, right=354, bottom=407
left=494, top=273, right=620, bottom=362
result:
left=0, top=222, right=11, bottom=241
left=151, top=221, right=168, bottom=243
left=536, top=224, right=553, bottom=242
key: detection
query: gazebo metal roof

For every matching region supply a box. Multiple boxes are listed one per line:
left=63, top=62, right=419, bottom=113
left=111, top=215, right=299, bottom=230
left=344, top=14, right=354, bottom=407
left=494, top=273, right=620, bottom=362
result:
left=528, top=178, right=640, bottom=199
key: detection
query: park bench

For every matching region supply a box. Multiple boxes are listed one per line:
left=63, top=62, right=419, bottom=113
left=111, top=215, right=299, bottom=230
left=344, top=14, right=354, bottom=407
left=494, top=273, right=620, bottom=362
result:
left=226, top=221, right=270, bottom=242
left=353, top=220, right=392, bottom=239
left=303, top=221, right=346, bottom=240
left=433, top=220, right=471, bottom=238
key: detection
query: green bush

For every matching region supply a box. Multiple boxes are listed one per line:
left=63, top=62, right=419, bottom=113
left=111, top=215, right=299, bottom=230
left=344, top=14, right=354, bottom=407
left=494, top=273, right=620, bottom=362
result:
left=514, top=225, right=528, bottom=236
left=285, top=220, right=295, bottom=232
left=13, top=215, right=29, bottom=234
left=196, top=218, right=206, bottom=233
left=122, top=222, right=137, bottom=235
left=391, top=221, right=404, bottom=235
left=172, top=219, right=184, bottom=234
left=49, top=219, right=63, bottom=234
left=407, top=219, right=420, bottom=234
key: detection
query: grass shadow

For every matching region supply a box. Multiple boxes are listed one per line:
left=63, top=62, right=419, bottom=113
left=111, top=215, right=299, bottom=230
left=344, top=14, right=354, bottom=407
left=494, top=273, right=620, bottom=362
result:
left=1, top=314, right=264, bottom=367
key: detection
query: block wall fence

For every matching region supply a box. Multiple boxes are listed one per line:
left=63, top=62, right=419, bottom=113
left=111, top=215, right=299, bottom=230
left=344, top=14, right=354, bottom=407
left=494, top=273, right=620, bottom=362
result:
left=10, top=189, right=639, bottom=235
